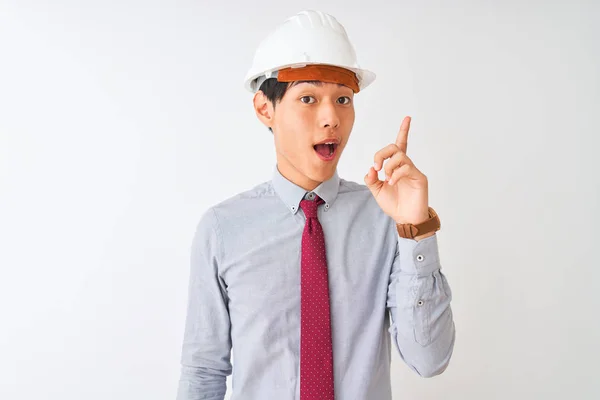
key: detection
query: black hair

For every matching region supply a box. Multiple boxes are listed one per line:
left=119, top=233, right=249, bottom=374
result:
left=258, top=78, right=289, bottom=107
left=258, top=78, right=289, bottom=133
left=257, top=78, right=328, bottom=133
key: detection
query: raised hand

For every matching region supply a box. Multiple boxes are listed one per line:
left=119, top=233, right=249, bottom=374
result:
left=364, top=116, right=430, bottom=226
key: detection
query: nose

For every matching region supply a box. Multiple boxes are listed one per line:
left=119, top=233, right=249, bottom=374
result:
left=319, top=100, right=340, bottom=129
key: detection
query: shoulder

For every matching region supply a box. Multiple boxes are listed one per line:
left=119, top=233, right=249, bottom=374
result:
left=338, top=176, right=396, bottom=229
left=215, top=180, right=273, bottom=209
left=338, top=177, right=377, bottom=208
left=339, top=177, right=371, bottom=194
left=196, top=179, right=275, bottom=228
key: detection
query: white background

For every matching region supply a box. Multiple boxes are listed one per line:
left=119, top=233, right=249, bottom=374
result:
left=1, top=1, right=599, bottom=399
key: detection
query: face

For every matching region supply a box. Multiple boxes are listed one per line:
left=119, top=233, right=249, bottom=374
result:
left=255, top=81, right=355, bottom=190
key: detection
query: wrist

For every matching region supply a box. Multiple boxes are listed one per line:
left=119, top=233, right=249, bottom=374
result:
left=395, top=206, right=441, bottom=240
left=414, top=231, right=435, bottom=241
left=394, top=211, right=430, bottom=225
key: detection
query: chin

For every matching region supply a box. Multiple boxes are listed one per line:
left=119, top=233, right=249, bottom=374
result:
left=308, top=164, right=337, bottom=182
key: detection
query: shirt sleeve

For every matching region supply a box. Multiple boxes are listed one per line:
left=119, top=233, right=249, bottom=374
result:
left=386, top=233, right=456, bottom=378
left=176, top=208, right=232, bottom=400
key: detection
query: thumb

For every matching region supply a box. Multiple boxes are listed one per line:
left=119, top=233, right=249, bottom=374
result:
left=364, top=166, right=382, bottom=192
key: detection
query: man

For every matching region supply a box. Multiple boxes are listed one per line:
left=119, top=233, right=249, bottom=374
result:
left=177, top=10, right=455, bottom=400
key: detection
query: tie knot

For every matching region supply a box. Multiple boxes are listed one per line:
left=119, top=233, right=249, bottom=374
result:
left=300, top=196, right=324, bottom=218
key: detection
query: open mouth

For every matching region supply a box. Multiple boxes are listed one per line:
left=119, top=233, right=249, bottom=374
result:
left=313, top=143, right=339, bottom=161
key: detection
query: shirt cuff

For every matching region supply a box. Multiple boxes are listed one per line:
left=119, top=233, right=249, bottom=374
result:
left=397, top=233, right=441, bottom=276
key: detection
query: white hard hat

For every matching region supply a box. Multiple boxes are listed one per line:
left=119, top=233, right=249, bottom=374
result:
left=244, top=10, right=376, bottom=93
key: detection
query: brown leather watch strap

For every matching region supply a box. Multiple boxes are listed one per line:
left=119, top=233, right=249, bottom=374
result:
left=396, top=207, right=441, bottom=239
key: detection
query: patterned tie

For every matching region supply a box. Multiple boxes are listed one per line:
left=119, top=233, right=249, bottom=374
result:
left=299, top=195, right=334, bottom=400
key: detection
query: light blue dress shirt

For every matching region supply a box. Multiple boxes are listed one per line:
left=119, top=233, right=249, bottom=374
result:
left=176, top=166, right=455, bottom=400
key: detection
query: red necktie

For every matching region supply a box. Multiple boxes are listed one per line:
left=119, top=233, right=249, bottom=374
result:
left=299, top=196, right=334, bottom=400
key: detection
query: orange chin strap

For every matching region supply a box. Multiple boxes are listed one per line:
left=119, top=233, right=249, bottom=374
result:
left=276, top=64, right=360, bottom=93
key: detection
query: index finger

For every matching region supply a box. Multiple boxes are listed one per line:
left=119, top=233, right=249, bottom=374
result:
left=395, top=116, right=411, bottom=153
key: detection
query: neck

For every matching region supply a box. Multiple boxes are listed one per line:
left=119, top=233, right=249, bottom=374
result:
left=276, top=159, right=321, bottom=192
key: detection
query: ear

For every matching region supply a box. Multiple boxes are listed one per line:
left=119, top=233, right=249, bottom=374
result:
left=253, top=90, right=274, bottom=129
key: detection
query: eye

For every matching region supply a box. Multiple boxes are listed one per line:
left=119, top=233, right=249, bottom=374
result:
left=337, top=96, right=352, bottom=105
left=300, top=96, right=316, bottom=104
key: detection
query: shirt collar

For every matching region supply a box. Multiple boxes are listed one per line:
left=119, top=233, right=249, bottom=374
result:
left=272, top=165, right=340, bottom=214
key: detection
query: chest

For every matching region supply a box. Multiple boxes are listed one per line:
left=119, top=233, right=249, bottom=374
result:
left=220, top=216, right=395, bottom=318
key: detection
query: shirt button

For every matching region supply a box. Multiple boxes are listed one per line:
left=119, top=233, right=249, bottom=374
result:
left=307, top=192, right=315, bottom=200
left=324, top=204, right=330, bottom=210
left=417, top=300, right=424, bottom=306
left=416, top=254, right=425, bottom=262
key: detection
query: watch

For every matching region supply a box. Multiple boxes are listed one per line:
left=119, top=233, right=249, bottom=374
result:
left=396, top=207, right=441, bottom=239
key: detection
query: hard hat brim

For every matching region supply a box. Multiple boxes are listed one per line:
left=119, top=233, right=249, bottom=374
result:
left=244, top=63, right=376, bottom=93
